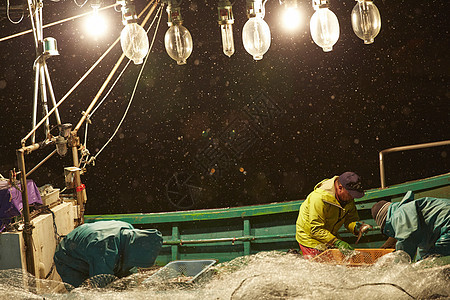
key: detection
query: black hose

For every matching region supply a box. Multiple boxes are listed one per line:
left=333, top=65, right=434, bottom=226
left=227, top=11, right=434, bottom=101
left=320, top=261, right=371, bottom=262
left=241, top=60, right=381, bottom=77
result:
left=319, top=282, right=416, bottom=299
left=230, top=274, right=260, bottom=300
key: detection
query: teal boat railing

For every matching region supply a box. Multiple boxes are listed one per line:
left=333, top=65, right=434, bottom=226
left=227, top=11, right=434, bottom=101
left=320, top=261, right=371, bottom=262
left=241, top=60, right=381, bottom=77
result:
left=85, top=173, right=449, bottom=265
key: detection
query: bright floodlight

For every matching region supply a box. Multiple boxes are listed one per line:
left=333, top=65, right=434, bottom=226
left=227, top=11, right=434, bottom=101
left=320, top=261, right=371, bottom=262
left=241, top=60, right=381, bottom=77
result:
left=85, top=8, right=107, bottom=37
left=282, top=7, right=302, bottom=30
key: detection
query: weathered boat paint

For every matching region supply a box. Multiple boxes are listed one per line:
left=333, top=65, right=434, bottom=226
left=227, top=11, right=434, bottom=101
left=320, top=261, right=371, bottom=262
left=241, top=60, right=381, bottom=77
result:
left=85, top=173, right=450, bottom=265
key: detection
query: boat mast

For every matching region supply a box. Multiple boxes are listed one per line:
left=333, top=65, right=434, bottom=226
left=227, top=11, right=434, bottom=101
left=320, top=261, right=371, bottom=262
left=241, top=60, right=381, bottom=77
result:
left=14, top=0, right=160, bottom=275
left=26, top=0, right=62, bottom=143
left=15, top=0, right=64, bottom=276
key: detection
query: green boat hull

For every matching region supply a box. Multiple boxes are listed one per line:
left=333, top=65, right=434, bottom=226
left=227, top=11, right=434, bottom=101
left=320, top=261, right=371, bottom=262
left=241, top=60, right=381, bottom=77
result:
left=85, top=173, right=450, bottom=265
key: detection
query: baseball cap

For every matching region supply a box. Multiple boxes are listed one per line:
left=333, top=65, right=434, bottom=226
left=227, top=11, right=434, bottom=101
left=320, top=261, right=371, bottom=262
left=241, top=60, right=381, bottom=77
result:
left=338, top=171, right=365, bottom=199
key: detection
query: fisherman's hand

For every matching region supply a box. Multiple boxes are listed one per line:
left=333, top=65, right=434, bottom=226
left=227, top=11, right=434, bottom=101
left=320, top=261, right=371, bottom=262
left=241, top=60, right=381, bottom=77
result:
left=380, top=237, right=397, bottom=249
left=334, top=239, right=354, bottom=257
left=355, top=222, right=373, bottom=236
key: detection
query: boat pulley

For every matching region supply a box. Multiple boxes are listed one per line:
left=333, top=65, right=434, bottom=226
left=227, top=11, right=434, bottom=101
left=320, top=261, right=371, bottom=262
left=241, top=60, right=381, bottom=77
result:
left=54, top=123, right=72, bottom=157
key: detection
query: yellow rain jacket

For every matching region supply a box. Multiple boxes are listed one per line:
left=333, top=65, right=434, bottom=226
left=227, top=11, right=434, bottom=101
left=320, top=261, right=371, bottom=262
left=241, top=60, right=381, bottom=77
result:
left=296, top=176, right=359, bottom=250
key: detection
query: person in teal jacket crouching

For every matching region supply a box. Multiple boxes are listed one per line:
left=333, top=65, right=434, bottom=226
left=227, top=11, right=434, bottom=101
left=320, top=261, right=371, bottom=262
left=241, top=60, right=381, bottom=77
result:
left=54, top=220, right=163, bottom=288
left=371, top=191, right=450, bottom=261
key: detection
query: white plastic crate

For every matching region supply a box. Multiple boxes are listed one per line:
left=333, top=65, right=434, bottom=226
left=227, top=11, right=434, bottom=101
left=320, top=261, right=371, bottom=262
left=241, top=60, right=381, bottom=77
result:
left=143, top=259, right=217, bottom=284
left=39, top=185, right=60, bottom=206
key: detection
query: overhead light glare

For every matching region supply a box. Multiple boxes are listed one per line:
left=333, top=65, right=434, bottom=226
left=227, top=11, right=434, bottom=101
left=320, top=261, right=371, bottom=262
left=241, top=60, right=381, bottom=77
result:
left=85, top=9, right=107, bottom=37
left=282, top=7, right=302, bottom=30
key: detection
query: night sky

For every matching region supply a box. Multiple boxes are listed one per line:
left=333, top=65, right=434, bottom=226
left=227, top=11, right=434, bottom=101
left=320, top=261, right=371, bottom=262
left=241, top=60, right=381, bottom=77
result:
left=0, top=0, right=448, bottom=214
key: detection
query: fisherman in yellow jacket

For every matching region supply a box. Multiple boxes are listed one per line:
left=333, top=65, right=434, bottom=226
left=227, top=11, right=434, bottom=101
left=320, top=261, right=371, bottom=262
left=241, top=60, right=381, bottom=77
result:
left=296, top=171, right=372, bottom=258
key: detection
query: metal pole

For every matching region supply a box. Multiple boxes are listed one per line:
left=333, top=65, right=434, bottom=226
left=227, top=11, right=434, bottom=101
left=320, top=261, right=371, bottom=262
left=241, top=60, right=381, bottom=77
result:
left=68, top=2, right=159, bottom=223
left=31, top=62, right=40, bottom=144
left=28, top=0, right=42, bottom=144
left=26, top=149, right=57, bottom=177
left=39, top=64, right=50, bottom=135
left=21, top=0, right=156, bottom=145
left=22, top=36, right=121, bottom=145
left=0, top=4, right=118, bottom=43
left=71, top=144, right=85, bottom=224
left=379, top=140, right=450, bottom=188
left=26, top=0, right=38, bottom=49
left=379, top=151, right=386, bottom=188
left=43, top=63, right=62, bottom=125
left=73, top=0, right=158, bottom=133
left=16, top=149, right=35, bottom=276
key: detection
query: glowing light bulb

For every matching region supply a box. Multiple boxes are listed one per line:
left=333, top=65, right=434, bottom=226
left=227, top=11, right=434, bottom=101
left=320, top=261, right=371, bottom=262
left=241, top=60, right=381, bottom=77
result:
left=351, top=0, right=381, bottom=44
left=281, top=0, right=302, bottom=31
left=120, top=23, right=149, bottom=64
left=282, top=7, right=302, bottom=30
left=310, top=7, right=340, bottom=52
left=118, top=1, right=149, bottom=64
left=221, top=24, right=235, bottom=57
left=242, top=16, right=271, bottom=60
left=85, top=5, right=107, bottom=37
left=164, top=24, right=193, bottom=65
left=218, top=0, right=235, bottom=57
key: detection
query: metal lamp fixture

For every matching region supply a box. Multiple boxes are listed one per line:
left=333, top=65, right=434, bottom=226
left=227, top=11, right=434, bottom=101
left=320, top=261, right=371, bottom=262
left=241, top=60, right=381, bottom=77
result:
left=218, top=0, right=235, bottom=57
left=351, top=0, right=381, bottom=44
left=242, top=0, right=271, bottom=60
left=310, top=0, right=339, bottom=52
left=165, top=4, right=193, bottom=65
left=118, top=0, right=149, bottom=64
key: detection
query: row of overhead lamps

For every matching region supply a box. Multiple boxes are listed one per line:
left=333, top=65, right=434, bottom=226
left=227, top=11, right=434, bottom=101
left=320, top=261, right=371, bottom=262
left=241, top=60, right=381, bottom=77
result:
left=117, top=0, right=149, bottom=64
left=110, top=0, right=381, bottom=65
left=309, top=0, right=381, bottom=52
left=115, top=0, right=193, bottom=65
left=217, top=0, right=272, bottom=60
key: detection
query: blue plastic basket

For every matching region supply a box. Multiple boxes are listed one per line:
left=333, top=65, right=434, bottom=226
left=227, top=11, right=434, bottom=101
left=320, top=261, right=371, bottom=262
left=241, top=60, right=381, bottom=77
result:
left=143, top=259, right=217, bottom=284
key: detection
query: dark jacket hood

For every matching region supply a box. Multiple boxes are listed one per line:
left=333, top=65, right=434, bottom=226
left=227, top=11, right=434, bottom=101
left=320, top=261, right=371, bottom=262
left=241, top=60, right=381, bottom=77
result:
left=120, top=228, right=163, bottom=273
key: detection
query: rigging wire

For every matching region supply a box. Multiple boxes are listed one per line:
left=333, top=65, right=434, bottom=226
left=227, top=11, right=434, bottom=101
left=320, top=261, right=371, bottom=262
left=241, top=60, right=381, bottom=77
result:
left=80, top=59, right=132, bottom=167
left=78, top=1, right=159, bottom=168
left=73, top=0, right=157, bottom=133
left=26, top=0, right=39, bottom=49
left=0, top=3, right=117, bottom=43
left=21, top=1, right=155, bottom=144
left=230, top=274, right=261, bottom=300
left=90, top=62, right=131, bottom=118
left=231, top=275, right=416, bottom=300
left=345, top=283, right=416, bottom=299
left=89, top=4, right=164, bottom=164
left=316, top=282, right=416, bottom=299
left=21, top=35, right=121, bottom=145
left=87, top=2, right=165, bottom=120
